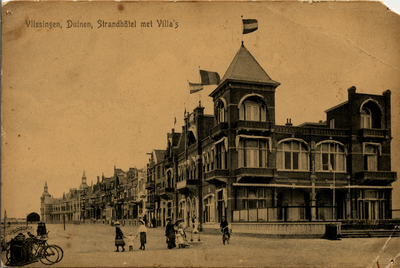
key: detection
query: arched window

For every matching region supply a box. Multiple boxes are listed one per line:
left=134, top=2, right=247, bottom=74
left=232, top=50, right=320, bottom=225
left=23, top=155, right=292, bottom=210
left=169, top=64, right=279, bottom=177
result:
left=277, top=140, right=309, bottom=171
left=359, top=99, right=383, bottom=129
left=315, top=142, right=346, bottom=172
left=239, top=97, right=267, bottom=122
left=360, top=107, right=372, bottom=129
left=216, top=101, right=226, bottom=123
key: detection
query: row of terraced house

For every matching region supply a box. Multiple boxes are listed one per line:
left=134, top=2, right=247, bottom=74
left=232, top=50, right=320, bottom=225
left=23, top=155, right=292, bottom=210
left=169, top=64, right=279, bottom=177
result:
left=41, top=43, right=397, bottom=236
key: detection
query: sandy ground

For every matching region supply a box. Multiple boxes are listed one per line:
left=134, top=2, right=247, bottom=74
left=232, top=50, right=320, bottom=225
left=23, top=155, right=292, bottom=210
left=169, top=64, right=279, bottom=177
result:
left=1, top=223, right=399, bottom=268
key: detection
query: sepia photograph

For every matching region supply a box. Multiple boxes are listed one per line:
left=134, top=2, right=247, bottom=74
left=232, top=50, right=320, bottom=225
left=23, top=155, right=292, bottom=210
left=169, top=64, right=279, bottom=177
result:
left=1, top=0, right=400, bottom=267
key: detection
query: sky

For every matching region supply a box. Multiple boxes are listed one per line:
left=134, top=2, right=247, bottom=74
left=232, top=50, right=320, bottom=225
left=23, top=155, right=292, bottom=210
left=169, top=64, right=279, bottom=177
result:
left=1, top=1, right=400, bottom=219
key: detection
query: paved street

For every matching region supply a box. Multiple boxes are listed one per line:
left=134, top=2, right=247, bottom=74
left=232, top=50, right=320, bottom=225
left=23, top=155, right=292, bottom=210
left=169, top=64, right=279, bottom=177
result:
left=2, top=223, right=399, bottom=267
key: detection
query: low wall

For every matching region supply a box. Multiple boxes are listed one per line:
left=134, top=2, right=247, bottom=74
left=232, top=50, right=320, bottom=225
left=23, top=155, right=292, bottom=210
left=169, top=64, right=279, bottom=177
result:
left=230, top=222, right=340, bottom=238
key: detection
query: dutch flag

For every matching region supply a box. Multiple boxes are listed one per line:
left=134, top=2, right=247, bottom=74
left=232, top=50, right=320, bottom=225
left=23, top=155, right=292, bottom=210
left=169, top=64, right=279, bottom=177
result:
left=243, top=19, right=258, bottom=34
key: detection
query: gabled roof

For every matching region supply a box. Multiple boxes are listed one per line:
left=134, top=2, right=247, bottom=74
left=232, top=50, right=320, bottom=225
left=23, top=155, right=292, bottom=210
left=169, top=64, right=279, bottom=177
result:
left=153, top=149, right=166, bottom=163
left=220, top=44, right=280, bottom=86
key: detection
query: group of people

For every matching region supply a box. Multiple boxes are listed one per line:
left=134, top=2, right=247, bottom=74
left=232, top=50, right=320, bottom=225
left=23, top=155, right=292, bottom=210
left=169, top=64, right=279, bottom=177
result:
left=114, top=216, right=230, bottom=252
left=114, top=219, right=147, bottom=252
left=165, top=218, right=188, bottom=249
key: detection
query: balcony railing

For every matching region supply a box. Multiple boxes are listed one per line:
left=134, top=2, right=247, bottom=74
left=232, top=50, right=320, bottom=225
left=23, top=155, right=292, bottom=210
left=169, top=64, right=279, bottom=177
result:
left=275, top=126, right=348, bottom=136
left=236, top=167, right=276, bottom=178
left=176, top=179, right=197, bottom=193
left=145, top=181, right=155, bottom=190
left=233, top=206, right=338, bottom=222
left=236, top=121, right=272, bottom=131
left=145, top=201, right=155, bottom=210
left=159, top=187, right=174, bottom=199
left=204, top=169, right=229, bottom=184
left=355, top=171, right=397, bottom=184
left=358, top=129, right=388, bottom=138
left=210, top=122, right=228, bottom=138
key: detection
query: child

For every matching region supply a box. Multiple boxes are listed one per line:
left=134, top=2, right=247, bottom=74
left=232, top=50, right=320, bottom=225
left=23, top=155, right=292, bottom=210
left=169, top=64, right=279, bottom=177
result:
left=175, top=222, right=186, bottom=248
left=127, top=232, right=135, bottom=251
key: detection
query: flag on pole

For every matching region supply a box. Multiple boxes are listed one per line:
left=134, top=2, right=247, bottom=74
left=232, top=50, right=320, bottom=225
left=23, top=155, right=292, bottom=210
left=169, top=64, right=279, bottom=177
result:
left=200, top=70, right=220, bottom=85
left=243, top=19, right=258, bottom=34
left=189, top=82, right=204, bottom=94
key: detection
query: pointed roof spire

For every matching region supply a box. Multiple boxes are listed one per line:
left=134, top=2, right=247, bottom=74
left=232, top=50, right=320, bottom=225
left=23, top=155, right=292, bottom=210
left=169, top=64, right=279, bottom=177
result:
left=219, top=44, right=280, bottom=86
left=82, top=170, right=86, bottom=177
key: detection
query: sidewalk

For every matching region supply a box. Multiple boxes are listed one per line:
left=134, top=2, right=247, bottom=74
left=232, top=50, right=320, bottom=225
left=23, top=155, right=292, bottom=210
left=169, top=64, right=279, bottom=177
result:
left=2, top=223, right=399, bottom=267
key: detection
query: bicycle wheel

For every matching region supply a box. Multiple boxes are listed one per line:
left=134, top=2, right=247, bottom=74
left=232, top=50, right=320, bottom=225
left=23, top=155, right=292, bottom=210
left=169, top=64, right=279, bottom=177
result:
left=40, top=245, right=59, bottom=265
left=38, top=246, right=53, bottom=265
left=50, top=244, right=64, bottom=263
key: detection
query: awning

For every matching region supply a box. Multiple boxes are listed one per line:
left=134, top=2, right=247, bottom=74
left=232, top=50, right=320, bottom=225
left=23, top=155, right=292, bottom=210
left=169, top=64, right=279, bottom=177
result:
left=232, top=183, right=393, bottom=190
left=233, top=183, right=340, bottom=189
left=214, top=137, right=228, bottom=151
left=344, top=185, right=393, bottom=189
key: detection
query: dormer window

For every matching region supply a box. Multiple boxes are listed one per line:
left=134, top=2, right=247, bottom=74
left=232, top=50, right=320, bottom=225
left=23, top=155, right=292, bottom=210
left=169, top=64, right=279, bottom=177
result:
left=239, top=97, right=267, bottom=121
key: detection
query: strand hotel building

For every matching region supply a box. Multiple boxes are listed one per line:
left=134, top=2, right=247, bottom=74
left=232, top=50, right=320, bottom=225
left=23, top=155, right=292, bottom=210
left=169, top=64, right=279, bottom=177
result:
left=41, top=42, right=397, bottom=236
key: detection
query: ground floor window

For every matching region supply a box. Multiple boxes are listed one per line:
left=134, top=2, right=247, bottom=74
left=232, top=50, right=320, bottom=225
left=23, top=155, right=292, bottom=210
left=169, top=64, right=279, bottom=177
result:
left=358, top=190, right=386, bottom=220
left=204, top=195, right=215, bottom=223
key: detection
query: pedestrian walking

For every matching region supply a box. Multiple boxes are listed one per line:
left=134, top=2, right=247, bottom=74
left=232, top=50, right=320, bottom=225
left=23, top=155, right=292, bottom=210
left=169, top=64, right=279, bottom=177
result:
left=114, top=221, right=125, bottom=252
left=165, top=218, right=176, bottom=249
left=127, top=232, right=135, bottom=251
left=136, top=219, right=147, bottom=250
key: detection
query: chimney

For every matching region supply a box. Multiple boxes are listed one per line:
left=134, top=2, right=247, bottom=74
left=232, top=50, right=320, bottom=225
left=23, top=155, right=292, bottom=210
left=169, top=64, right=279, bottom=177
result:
left=285, top=118, right=293, bottom=126
left=348, top=86, right=356, bottom=100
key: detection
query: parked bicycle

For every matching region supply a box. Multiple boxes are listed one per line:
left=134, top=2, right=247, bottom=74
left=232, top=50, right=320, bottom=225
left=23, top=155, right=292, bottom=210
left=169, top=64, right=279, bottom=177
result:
left=5, top=232, right=63, bottom=266
left=221, top=226, right=230, bottom=245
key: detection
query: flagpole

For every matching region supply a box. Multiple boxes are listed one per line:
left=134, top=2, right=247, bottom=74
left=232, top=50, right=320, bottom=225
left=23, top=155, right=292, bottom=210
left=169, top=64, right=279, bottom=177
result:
left=187, top=80, right=190, bottom=116
left=241, top=15, right=244, bottom=45
left=198, top=66, right=201, bottom=107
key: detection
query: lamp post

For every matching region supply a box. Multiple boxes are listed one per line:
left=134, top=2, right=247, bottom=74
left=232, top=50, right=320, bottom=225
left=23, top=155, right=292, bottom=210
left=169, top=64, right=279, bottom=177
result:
left=329, top=163, right=335, bottom=221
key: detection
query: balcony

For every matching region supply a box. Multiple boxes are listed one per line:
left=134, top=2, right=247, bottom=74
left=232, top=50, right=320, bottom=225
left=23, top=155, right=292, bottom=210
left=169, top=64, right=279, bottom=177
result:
left=159, top=187, right=174, bottom=200
left=236, top=121, right=272, bottom=134
left=176, top=179, right=197, bottom=194
left=355, top=171, right=397, bottom=185
left=236, top=167, right=276, bottom=182
left=358, top=129, right=389, bottom=139
left=145, top=181, right=155, bottom=190
left=275, top=126, right=348, bottom=136
left=204, top=169, right=229, bottom=184
left=210, top=122, right=228, bottom=140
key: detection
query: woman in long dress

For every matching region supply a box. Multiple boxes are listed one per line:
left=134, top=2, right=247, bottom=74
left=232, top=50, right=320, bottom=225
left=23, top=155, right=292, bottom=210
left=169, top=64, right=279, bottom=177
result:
left=136, top=220, right=147, bottom=250
left=114, top=222, right=125, bottom=252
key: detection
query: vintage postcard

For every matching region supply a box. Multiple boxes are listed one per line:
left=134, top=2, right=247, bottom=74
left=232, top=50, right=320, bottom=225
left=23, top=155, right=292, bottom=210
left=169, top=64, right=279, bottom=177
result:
left=1, top=1, right=400, bottom=267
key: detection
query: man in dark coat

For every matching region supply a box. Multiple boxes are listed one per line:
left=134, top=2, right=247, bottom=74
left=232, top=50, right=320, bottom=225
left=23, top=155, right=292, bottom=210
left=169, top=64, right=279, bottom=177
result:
left=165, top=218, right=176, bottom=249
left=220, top=216, right=230, bottom=239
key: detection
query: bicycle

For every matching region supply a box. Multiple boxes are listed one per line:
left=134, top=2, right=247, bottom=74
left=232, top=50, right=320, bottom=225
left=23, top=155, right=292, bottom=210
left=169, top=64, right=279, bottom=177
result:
left=5, top=232, right=63, bottom=266
left=221, top=226, right=230, bottom=245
